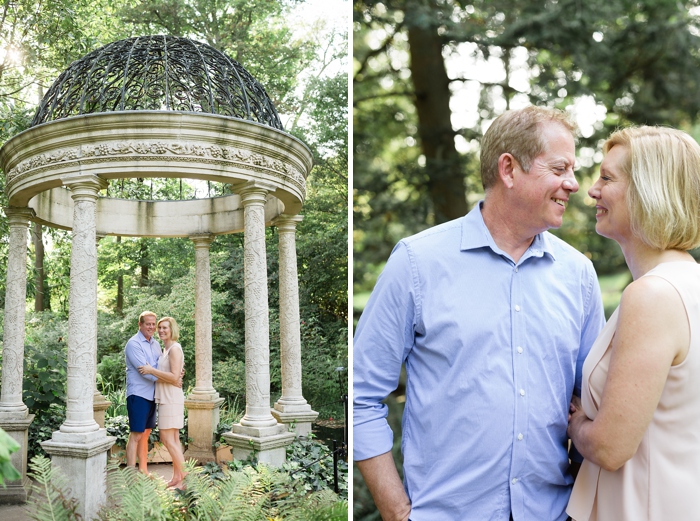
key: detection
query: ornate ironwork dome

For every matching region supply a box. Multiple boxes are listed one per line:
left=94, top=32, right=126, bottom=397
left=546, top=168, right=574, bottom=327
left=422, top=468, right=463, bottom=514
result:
left=31, top=35, right=283, bottom=129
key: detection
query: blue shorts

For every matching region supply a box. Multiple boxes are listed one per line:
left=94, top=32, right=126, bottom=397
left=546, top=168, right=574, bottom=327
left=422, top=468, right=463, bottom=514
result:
left=126, top=395, right=156, bottom=432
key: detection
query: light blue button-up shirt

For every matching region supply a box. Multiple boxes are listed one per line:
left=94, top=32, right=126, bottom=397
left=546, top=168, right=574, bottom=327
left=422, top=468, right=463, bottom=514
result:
left=353, top=203, right=605, bottom=521
left=125, top=330, right=161, bottom=401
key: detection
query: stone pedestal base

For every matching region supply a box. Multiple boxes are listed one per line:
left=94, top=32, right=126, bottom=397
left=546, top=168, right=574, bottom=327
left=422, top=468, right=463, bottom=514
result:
left=183, top=397, right=224, bottom=463
left=0, top=414, right=34, bottom=504
left=93, top=391, right=111, bottom=428
left=41, top=429, right=115, bottom=520
left=222, top=423, right=295, bottom=466
left=271, top=404, right=318, bottom=437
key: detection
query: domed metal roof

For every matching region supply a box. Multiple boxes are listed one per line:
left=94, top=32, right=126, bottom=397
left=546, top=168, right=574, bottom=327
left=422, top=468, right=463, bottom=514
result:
left=31, top=35, right=283, bottom=129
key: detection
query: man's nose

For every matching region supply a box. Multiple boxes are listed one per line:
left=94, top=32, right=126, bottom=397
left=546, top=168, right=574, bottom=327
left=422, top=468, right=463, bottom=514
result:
left=562, top=174, right=579, bottom=193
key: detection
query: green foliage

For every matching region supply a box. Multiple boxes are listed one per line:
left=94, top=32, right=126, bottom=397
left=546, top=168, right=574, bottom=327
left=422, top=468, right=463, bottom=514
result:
left=23, top=313, right=67, bottom=413
left=117, top=0, right=315, bottom=115
left=98, top=353, right=127, bottom=395
left=353, top=0, right=700, bottom=290
left=0, top=427, right=21, bottom=485
left=105, top=415, right=132, bottom=450
left=212, top=358, right=247, bottom=404
left=27, top=405, right=65, bottom=461
left=283, top=436, right=348, bottom=498
left=21, top=456, right=348, bottom=521
left=101, top=460, right=178, bottom=521
left=25, top=455, right=81, bottom=521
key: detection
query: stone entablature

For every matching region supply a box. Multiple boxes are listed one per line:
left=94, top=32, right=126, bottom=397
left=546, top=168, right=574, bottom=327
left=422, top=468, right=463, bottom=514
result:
left=1, top=111, right=311, bottom=215
left=29, top=188, right=284, bottom=237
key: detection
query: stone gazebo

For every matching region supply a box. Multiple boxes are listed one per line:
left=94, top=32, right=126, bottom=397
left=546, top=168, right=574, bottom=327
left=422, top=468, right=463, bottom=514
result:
left=0, top=35, right=317, bottom=516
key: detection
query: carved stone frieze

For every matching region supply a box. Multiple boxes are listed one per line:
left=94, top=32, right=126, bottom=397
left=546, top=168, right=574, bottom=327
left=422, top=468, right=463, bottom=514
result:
left=6, top=140, right=307, bottom=197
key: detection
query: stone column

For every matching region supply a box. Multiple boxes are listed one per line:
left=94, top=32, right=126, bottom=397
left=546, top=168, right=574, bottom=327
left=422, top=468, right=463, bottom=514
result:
left=223, top=184, right=294, bottom=465
left=0, top=206, right=35, bottom=504
left=93, top=234, right=111, bottom=428
left=271, top=215, right=318, bottom=436
left=41, top=175, right=115, bottom=521
left=184, top=234, right=223, bottom=462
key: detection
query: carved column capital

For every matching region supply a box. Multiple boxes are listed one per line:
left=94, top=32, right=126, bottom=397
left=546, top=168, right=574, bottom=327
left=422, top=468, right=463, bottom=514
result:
left=239, top=181, right=276, bottom=206
left=271, top=214, right=303, bottom=232
left=62, top=174, right=108, bottom=201
left=189, top=234, right=215, bottom=248
left=3, top=206, right=35, bottom=226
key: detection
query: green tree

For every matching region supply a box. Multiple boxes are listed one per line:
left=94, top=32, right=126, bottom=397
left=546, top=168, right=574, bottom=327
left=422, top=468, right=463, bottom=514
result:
left=118, top=0, right=315, bottom=114
left=354, top=0, right=700, bottom=293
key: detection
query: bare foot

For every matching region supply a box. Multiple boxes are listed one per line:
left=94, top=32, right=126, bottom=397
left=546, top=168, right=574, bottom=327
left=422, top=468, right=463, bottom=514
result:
left=168, top=480, right=186, bottom=490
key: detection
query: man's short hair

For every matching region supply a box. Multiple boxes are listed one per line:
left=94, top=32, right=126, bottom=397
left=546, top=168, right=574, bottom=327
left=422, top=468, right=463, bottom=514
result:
left=157, top=316, right=180, bottom=342
left=480, top=106, right=576, bottom=189
left=603, top=126, right=700, bottom=251
left=138, top=311, right=157, bottom=324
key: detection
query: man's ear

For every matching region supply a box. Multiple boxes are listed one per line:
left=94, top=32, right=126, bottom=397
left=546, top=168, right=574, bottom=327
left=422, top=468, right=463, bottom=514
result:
left=497, top=153, right=517, bottom=189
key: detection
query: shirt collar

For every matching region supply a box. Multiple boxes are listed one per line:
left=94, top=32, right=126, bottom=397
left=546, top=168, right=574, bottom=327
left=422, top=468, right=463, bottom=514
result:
left=460, top=201, right=557, bottom=261
left=137, top=330, right=154, bottom=344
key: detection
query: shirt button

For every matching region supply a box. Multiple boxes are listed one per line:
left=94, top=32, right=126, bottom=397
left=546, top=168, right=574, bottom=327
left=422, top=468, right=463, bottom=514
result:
left=517, top=346, right=523, bottom=354
left=519, top=389, right=525, bottom=396
left=515, top=305, right=521, bottom=312
left=517, top=433, right=524, bottom=441
left=511, top=478, right=518, bottom=485
left=514, top=266, right=519, bottom=273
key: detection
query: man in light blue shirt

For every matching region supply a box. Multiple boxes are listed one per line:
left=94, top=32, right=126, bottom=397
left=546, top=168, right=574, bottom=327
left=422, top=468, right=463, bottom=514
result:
left=125, top=311, right=162, bottom=472
left=354, top=106, right=605, bottom=521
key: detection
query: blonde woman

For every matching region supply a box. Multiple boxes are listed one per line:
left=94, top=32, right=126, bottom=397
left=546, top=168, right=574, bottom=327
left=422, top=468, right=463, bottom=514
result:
left=567, top=126, right=700, bottom=520
left=138, top=316, right=187, bottom=488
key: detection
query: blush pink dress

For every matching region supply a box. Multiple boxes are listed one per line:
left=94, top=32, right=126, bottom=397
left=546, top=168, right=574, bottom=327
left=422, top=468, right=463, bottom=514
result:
left=155, top=342, right=185, bottom=430
left=567, top=262, right=700, bottom=521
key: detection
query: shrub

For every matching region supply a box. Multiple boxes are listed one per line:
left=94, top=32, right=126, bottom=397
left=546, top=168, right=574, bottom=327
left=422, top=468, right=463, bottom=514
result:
left=97, top=353, right=126, bottom=395
left=27, top=405, right=66, bottom=460
left=212, top=357, right=246, bottom=403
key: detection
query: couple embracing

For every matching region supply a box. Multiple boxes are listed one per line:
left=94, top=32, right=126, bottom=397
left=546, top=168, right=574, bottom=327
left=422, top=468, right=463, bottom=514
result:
left=354, top=106, right=700, bottom=520
left=124, top=311, right=187, bottom=489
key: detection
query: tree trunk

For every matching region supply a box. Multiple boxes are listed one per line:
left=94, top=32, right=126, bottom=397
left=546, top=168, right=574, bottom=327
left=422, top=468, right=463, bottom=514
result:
left=116, top=236, right=123, bottom=313
left=32, top=222, right=46, bottom=311
left=139, top=239, right=149, bottom=287
left=407, top=22, right=469, bottom=224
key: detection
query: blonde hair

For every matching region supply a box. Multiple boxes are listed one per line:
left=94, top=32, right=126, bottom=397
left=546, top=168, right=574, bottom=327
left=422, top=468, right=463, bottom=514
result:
left=138, top=311, right=157, bottom=324
left=157, top=316, right=180, bottom=341
left=603, top=126, right=700, bottom=250
left=480, top=106, right=576, bottom=189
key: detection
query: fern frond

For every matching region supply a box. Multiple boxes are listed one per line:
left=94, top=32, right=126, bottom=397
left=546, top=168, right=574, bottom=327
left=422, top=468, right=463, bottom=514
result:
left=184, top=465, right=259, bottom=521
left=99, top=464, right=174, bottom=521
left=25, top=455, right=81, bottom=521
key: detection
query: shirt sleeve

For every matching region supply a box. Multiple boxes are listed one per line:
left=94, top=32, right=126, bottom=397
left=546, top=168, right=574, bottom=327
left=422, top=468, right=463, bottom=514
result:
left=125, top=338, right=157, bottom=382
left=570, top=261, right=605, bottom=463
left=353, top=241, right=416, bottom=461
left=576, top=261, right=605, bottom=396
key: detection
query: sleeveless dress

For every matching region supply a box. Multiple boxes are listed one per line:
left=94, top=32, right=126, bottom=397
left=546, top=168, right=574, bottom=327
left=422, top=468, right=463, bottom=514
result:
left=567, top=261, right=700, bottom=521
left=155, top=342, right=185, bottom=430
